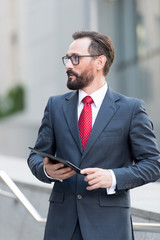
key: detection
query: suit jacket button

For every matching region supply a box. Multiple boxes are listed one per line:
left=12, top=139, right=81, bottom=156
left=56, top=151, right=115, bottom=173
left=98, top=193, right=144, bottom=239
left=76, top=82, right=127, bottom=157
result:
left=77, top=194, right=82, bottom=199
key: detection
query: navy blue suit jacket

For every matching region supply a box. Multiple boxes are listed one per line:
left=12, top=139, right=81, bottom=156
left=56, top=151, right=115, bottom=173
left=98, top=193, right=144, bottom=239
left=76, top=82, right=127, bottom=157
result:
left=28, top=87, right=160, bottom=240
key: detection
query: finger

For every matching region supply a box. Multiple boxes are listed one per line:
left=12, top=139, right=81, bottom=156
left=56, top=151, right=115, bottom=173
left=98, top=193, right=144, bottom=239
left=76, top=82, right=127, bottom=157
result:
left=43, top=157, right=64, bottom=169
left=43, top=157, right=51, bottom=164
left=81, top=168, right=97, bottom=175
left=44, top=163, right=66, bottom=178
left=57, top=169, right=76, bottom=180
left=55, top=166, right=74, bottom=174
left=51, top=163, right=65, bottom=171
left=86, top=183, right=100, bottom=191
left=87, top=176, right=111, bottom=189
left=84, top=170, right=100, bottom=182
left=84, top=171, right=97, bottom=180
left=87, top=178, right=99, bottom=186
left=53, top=167, right=75, bottom=178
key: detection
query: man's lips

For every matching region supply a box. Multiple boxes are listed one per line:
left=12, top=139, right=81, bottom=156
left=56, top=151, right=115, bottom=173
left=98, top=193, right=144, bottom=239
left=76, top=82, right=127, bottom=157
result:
left=67, top=70, right=78, bottom=78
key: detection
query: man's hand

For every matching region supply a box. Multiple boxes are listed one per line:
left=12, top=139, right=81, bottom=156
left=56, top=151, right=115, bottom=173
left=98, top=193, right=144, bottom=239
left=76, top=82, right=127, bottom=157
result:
left=81, top=168, right=112, bottom=190
left=43, top=157, right=76, bottom=180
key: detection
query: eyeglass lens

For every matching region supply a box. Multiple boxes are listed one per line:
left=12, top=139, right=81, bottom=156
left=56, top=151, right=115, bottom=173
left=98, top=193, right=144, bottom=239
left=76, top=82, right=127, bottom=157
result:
left=63, top=56, right=79, bottom=66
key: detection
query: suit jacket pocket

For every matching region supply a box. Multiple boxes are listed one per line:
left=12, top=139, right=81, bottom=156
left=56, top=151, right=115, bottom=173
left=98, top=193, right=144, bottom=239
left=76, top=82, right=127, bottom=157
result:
left=99, top=191, right=130, bottom=208
left=49, top=191, right=64, bottom=203
left=100, top=128, right=122, bottom=137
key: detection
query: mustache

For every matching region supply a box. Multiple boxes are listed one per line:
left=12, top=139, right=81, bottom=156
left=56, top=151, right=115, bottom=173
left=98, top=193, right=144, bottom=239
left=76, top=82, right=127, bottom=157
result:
left=66, top=70, right=79, bottom=78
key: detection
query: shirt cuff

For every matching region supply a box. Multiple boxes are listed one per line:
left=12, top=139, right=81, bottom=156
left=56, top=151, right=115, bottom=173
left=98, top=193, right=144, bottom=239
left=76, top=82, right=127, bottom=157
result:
left=106, top=170, right=116, bottom=195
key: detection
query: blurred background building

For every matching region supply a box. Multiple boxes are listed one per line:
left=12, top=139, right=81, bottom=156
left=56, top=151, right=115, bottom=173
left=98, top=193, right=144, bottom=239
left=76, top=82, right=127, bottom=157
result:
left=0, top=0, right=160, bottom=158
left=0, top=1, right=160, bottom=240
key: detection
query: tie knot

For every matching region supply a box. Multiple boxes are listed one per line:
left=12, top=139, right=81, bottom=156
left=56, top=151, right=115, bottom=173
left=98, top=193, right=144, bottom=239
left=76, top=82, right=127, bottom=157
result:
left=82, top=96, right=93, bottom=105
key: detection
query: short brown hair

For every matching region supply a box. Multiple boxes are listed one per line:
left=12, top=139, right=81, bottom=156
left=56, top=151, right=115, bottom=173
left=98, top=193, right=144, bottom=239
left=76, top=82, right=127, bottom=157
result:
left=72, top=31, right=115, bottom=76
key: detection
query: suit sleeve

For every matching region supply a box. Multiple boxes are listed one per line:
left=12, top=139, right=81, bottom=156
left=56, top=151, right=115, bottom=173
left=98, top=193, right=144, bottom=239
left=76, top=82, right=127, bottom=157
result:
left=27, top=97, right=56, bottom=183
left=113, top=100, right=160, bottom=191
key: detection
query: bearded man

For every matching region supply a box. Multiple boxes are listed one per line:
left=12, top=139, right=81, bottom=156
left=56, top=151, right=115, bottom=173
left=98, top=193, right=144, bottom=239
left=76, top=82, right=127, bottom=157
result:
left=28, top=31, right=160, bottom=240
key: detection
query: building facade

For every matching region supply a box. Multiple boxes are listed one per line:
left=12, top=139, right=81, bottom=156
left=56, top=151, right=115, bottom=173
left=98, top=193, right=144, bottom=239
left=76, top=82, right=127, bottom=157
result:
left=0, top=0, right=160, bottom=157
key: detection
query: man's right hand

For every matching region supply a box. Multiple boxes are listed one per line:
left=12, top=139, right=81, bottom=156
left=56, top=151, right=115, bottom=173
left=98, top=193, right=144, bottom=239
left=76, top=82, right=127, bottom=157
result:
left=43, top=157, right=76, bottom=180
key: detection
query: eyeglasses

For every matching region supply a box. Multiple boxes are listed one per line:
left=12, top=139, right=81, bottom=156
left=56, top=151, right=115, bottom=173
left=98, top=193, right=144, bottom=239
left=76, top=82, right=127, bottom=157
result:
left=62, top=54, right=100, bottom=66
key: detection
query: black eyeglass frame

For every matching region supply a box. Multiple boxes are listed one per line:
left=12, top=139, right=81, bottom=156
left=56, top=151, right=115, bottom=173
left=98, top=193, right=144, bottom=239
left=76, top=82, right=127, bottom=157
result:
left=62, top=54, right=101, bottom=66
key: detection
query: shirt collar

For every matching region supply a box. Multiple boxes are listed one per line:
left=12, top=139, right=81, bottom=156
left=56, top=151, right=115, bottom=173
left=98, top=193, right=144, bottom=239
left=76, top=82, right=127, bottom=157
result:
left=78, top=82, right=108, bottom=107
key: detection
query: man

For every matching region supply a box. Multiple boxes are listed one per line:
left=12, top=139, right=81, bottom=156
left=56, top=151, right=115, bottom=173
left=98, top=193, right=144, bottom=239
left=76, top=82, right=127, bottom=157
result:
left=28, top=31, right=160, bottom=240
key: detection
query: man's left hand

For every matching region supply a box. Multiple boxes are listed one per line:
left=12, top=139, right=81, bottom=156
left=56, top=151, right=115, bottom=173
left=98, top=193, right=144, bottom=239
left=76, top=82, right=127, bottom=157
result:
left=81, top=168, right=112, bottom=190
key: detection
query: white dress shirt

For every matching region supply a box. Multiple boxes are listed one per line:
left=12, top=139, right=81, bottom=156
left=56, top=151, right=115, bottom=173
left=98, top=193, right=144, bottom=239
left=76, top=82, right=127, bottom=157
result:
left=44, top=83, right=116, bottom=194
left=78, top=83, right=108, bottom=125
left=78, top=83, right=116, bottom=195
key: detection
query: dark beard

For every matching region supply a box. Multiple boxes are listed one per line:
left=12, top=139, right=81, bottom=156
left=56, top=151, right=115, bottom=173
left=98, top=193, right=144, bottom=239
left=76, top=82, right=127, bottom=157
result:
left=66, top=70, right=94, bottom=90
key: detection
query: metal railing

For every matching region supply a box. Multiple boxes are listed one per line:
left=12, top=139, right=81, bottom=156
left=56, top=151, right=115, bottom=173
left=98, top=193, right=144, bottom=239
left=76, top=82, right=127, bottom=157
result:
left=133, top=222, right=160, bottom=232
left=0, top=170, right=160, bottom=232
left=0, top=170, right=46, bottom=223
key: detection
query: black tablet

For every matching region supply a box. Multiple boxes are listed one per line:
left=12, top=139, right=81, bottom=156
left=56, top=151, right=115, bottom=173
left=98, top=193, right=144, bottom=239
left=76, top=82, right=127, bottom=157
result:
left=29, top=147, right=81, bottom=174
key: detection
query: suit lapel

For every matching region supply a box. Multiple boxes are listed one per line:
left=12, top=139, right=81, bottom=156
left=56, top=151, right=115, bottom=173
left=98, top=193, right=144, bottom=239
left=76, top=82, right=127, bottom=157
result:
left=81, top=87, right=120, bottom=160
left=63, top=91, right=83, bottom=154
left=62, top=88, right=120, bottom=160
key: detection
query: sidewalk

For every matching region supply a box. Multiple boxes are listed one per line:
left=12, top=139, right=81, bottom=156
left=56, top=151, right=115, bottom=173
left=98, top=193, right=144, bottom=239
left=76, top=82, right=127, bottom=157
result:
left=0, top=154, right=160, bottom=218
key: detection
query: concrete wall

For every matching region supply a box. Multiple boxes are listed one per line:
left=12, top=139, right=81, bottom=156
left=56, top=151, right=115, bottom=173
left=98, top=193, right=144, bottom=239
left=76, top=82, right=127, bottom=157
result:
left=133, top=215, right=160, bottom=240
left=0, top=181, right=50, bottom=240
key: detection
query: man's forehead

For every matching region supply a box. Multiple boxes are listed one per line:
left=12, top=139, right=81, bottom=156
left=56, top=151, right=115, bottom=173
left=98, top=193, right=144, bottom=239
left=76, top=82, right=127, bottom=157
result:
left=67, top=37, right=91, bottom=55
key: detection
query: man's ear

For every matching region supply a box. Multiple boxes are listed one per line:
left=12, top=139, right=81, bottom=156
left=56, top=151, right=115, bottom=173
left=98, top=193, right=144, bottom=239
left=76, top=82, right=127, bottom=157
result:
left=96, top=55, right=107, bottom=71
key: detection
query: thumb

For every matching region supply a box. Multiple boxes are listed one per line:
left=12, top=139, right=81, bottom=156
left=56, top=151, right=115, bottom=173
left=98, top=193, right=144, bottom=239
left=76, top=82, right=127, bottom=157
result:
left=43, top=157, right=50, bottom=165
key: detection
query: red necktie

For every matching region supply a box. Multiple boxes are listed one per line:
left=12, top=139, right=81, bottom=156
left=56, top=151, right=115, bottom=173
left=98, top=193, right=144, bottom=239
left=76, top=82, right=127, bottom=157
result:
left=78, top=96, right=93, bottom=151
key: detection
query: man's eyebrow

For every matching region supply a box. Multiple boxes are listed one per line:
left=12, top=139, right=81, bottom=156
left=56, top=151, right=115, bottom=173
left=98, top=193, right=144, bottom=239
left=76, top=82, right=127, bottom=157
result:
left=66, top=53, right=79, bottom=57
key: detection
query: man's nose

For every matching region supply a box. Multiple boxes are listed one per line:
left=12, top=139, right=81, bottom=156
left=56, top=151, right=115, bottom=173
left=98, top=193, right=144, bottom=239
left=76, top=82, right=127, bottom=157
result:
left=65, top=58, right=74, bottom=70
